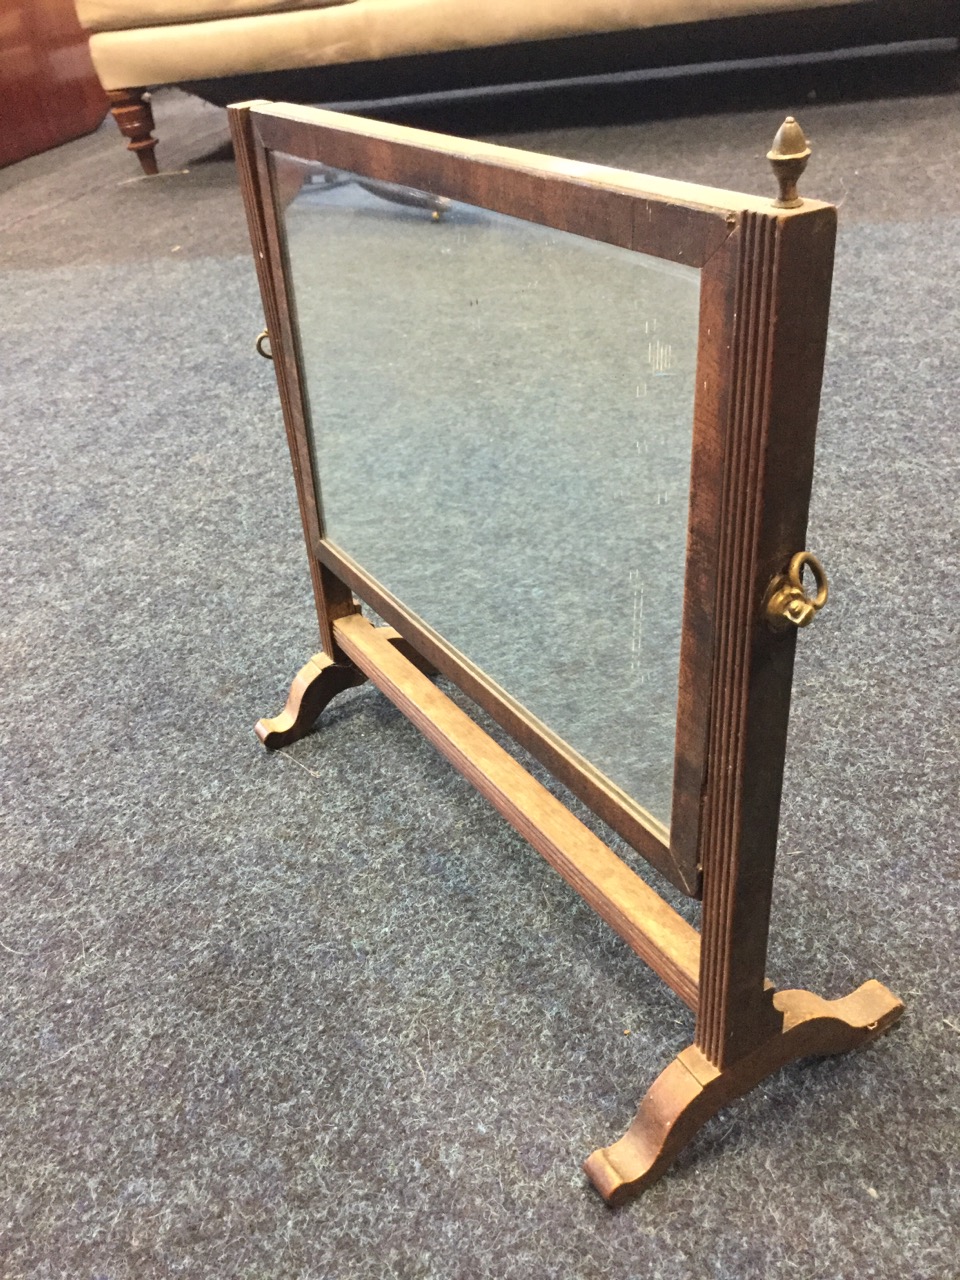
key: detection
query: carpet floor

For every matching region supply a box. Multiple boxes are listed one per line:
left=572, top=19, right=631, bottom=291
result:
left=1, top=52, right=959, bottom=1280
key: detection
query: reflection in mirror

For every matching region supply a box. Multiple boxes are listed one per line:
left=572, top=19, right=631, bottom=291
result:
left=274, top=154, right=700, bottom=830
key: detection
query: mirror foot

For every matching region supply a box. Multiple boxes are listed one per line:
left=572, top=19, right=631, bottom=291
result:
left=584, top=979, right=904, bottom=1206
left=256, top=629, right=437, bottom=750
left=255, top=652, right=367, bottom=749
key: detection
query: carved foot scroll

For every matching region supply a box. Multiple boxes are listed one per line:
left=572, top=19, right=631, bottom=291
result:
left=584, top=979, right=904, bottom=1206
left=255, top=652, right=367, bottom=749
left=256, top=629, right=436, bottom=750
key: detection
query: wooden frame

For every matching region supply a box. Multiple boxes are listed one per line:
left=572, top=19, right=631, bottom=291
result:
left=229, top=101, right=903, bottom=1203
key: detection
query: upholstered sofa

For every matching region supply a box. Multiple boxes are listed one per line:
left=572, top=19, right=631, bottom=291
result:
left=76, top=0, right=956, bottom=174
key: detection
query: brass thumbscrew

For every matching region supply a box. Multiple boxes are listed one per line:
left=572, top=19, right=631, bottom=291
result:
left=764, top=552, right=829, bottom=631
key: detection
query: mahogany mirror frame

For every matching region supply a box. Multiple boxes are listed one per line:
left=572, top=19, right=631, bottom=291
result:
left=229, top=101, right=903, bottom=1204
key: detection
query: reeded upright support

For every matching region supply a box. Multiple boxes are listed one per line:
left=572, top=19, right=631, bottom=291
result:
left=107, top=88, right=159, bottom=175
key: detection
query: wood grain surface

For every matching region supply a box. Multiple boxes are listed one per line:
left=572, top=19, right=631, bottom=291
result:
left=0, top=0, right=106, bottom=168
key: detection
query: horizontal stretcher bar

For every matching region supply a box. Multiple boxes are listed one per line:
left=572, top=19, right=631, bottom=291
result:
left=333, top=613, right=701, bottom=1010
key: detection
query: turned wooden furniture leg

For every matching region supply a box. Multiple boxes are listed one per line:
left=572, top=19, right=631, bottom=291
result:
left=584, top=980, right=904, bottom=1206
left=107, top=87, right=159, bottom=175
left=256, top=628, right=437, bottom=750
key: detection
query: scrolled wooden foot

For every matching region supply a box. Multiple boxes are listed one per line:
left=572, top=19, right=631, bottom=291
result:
left=256, top=652, right=366, bottom=749
left=256, top=629, right=437, bottom=750
left=107, top=88, right=159, bottom=175
left=584, top=979, right=904, bottom=1207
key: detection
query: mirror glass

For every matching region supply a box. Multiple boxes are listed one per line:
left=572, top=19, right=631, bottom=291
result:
left=275, top=155, right=700, bottom=829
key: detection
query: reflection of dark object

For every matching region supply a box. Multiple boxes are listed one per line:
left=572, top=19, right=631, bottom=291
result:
left=309, top=166, right=451, bottom=220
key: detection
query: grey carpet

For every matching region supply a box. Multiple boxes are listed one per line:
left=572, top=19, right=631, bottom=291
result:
left=1, top=69, right=959, bottom=1279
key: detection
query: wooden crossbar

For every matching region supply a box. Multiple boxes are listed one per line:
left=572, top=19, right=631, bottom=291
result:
left=334, top=614, right=701, bottom=1010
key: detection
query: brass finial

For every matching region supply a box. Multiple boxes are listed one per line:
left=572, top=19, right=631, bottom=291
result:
left=767, top=116, right=811, bottom=209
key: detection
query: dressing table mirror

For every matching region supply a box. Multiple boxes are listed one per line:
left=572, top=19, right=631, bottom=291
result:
left=229, top=101, right=903, bottom=1204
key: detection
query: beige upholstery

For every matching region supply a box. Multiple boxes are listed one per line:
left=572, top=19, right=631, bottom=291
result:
left=88, top=0, right=863, bottom=89
left=76, top=0, right=352, bottom=34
